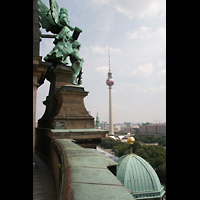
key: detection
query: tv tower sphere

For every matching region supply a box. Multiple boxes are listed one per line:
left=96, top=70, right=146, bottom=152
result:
left=106, top=77, right=114, bottom=87
left=106, top=46, right=114, bottom=87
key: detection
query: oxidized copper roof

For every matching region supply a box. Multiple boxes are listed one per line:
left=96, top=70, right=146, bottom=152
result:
left=116, top=154, right=165, bottom=199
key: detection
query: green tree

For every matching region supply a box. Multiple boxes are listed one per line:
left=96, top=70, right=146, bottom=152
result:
left=156, top=163, right=166, bottom=183
left=150, top=157, right=164, bottom=169
left=133, top=134, right=166, bottom=147
left=132, top=141, right=141, bottom=153
left=135, top=148, right=150, bottom=161
left=112, top=146, right=119, bottom=157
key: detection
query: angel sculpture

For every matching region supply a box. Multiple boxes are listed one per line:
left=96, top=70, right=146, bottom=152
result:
left=38, top=0, right=83, bottom=85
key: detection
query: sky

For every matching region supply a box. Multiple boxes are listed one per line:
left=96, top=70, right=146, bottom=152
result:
left=36, top=0, right=166, bottom=124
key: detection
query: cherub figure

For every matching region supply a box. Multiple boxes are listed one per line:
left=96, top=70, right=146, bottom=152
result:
left=70, top=41, right=84, bottom=85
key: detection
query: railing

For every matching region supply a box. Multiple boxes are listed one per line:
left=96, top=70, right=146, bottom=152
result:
left=35, top=128, right=136, bottom=200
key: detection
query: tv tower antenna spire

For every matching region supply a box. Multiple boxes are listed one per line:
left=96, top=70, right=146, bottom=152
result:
left=108, top=46, right=110, bottom=72
left=106, top=46, right=114, bottom=135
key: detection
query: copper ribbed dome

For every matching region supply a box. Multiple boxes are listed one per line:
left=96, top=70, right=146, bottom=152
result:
left=116, top=154, right=165, bottom=200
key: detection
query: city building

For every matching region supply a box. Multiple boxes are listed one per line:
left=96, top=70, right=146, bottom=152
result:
left=139, top=124, right=166, bottom=136
left=114, top=125, right=122, bottom=132
left=101, top=121, right=108, bottom=130
left=124, top=122, right=132, bottom=128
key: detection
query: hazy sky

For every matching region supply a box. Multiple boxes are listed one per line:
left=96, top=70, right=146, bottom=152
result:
left=36, top=0, right=166, bottom=124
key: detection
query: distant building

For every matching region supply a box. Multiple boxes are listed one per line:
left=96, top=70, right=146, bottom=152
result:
left=101, top=121, right=108, bottom=130
left=114, top=125, right=122, bottom=132
left=108, top=135, right=116, bottom=140
left=126, top=122, right=132, bottom=128
left=124, top=122, right=132, bottom=128
left=139, top=124, right=166, bottom=136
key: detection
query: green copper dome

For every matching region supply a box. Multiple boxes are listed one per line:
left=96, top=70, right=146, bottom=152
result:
left=116, top=154, right=165, bottom=200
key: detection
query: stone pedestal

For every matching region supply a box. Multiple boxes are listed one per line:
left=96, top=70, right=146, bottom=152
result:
left=37, top=63, right=108, bottom=148
left=54, top=85, right=94, bottom=129
left=38, top=64, right=94, bottom=129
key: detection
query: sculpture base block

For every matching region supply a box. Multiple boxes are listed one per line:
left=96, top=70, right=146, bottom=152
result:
left=38, top=64, right=95, bottom=130
left=53, top=85, right=95, bottom=129
left=36, top=128, right=108, bottom=148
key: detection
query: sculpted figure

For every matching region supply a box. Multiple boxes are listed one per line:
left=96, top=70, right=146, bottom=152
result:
left=39, top=0, right=75, bottom=64
left=70, top=41, right=84, bottom=85
left=38, top=0, right=83, bottom=84
left=44, top=25, right=73, bottom=65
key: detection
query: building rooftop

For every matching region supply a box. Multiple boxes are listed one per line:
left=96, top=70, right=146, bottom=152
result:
left=116, top=153, right=165, bottom=199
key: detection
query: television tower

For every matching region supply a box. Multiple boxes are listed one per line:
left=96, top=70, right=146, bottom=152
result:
left=106, top=46, right=114, bottom=135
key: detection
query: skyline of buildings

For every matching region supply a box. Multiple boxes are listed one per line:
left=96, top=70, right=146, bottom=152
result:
left=95, top=112, right=166, bottom=136
left=96, top=117, right=166, bottom=128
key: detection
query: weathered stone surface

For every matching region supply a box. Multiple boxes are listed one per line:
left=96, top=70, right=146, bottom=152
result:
left=38, top=65, right=94, bottom=129
left=54, top=85, right=94, bottom=129
left=36, top=63, right=108, bottom=147
left=33, top=56, right=49, bottom=162
left=36, top=128, right=108, bottom=148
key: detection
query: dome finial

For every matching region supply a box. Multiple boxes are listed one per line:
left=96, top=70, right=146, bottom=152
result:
left=127, top=137, right=135, bottom=154
left=127, top=136, right=135, bottom=144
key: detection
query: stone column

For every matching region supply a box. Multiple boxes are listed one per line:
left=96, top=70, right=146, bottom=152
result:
left=33, top=76, right=38, bottom=163
left=33, top=57, right=48, bottom=163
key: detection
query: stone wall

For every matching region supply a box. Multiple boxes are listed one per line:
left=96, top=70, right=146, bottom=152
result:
left=35, top=129, right=136, bottom=199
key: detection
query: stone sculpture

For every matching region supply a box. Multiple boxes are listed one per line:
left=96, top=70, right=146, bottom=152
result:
left=38, top=0, right=83, bottom=85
